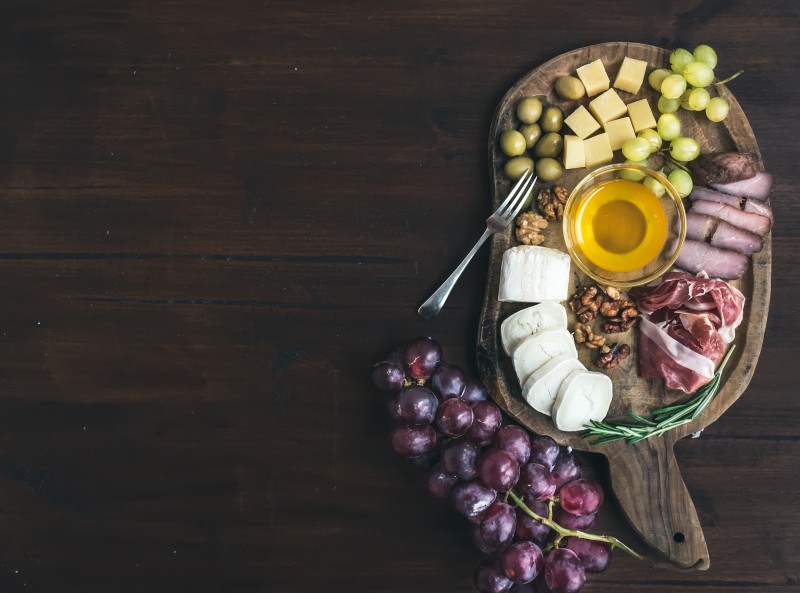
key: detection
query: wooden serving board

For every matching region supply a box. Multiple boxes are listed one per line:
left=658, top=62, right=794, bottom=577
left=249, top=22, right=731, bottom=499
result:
left=477, top=43, right=771, bottom=570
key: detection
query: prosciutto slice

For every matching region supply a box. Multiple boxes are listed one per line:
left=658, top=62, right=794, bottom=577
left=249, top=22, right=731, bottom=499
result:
left=629, top=271, right=745, bottom=392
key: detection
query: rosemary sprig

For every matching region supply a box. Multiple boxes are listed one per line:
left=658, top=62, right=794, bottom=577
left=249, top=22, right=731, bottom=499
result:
left=582, top=346, right=736, bottom=445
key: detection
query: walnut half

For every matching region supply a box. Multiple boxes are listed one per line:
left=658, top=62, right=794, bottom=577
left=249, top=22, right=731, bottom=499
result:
left=569, top=286, right=604, bottom=323
left=573, top=322, right=605, bottom=349
left=537, top=185, right=568, bottom=221
left=595, top=343, right=631, bottom=369
left=515, top=211, right=548, bottom=245
left=600, top=299, right=639, bottom=333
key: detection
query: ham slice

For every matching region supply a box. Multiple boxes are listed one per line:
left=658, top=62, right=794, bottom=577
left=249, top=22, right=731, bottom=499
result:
left=711, top=171, right=773, bottom=200
left=691, top=199, right=772, bottom=236
left=685, top=211, right=716, bottom=241
left=684, top=212, right=763, bottom=256
left=743, top=198, right=774, bottom=222
left=630, top=272, right=745, bottom=392
left=690, top=186, right=774, bottom=223
left=675, top=239, right=749, bottom=280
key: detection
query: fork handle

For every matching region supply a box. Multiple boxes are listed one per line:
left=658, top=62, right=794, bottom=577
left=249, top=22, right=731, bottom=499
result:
left=417, top=228, right=493, bottom=320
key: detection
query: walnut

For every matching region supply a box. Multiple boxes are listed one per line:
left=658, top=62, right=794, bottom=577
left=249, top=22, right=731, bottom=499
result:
left=601, top=285, right=621, bottom=300
left=573, top=322, right=606, bottom=349
left=600, top=299, right=639, bottom=333
left=569, top=286, right=605, bottom=323
left=537, top=185, right=569, bottom=220
left=515, top=211, right=548, bottom=245
left=595, top=343, right=632, bottom=369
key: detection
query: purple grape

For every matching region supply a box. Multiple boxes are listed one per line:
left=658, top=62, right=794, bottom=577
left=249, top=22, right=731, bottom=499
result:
left=441, top=440, right=480, bottom=481
left=559, top=480, right=603, bottom=517
left=427, top=464, right=458, bottom=498
left=554, top=508, right=596, bottom=531
left=494, top=426, right=531, bottom=465
left=478, top=502, right=517, bottom=551
left=431, top=364, right=466, bottom=401
left=403, top=337, right=442, bottom=380
left=474, top=525, right=502, bottom=555
left=474, top=558, right=514, bottom=593
left=393, top=386, right=438, bottom=425
left=518, top=463, right=556, bottom=501
left=500, top=541, right=544, bottom=584
left=478, top=448, right=520, bottom=492
left=564, top=538, right=612, bottom=573
left=371, top=361, right=406, bottom=392
left=515, top=501, right=551, bottom=544
left=468, top=509, right=488, bottom=525
left=467, top=401, right=503, bottom=446
left=544, top=548, right=585, bottom=593
left=390, top=424, right=437, bottom=458
left=552, top=452, right=582, bottom=490
left=529, top=435, right=560, bottom=470
left=435, top=398, right=474, bottom=437
left=453, top=480, right=497, bottom=518
left=462, top=378, right=489, bottom=403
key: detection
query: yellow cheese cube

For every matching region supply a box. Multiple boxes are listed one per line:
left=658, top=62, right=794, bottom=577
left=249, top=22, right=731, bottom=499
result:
left=564, top=105, right=601, bottom=140
left=613, top=57, right=648, bottom=95
left=583, top=133, right=613, bottom=168
left=563, top=135, right=585, bottom=169
left=576, top=59, right=610, bottom=97
left=627, top=98, right=658, bottom=132
left=588, top=89, right=628, bottom=125
left=603, top=117, right=636, bottom=151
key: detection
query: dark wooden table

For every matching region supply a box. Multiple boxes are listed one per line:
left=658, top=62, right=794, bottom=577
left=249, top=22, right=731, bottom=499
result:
left=0, top=1, right=797, bottom=591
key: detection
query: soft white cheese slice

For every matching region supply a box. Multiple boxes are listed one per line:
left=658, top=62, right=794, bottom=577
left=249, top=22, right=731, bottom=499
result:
left=512, top=329, right=578, bottom=386
left=522, top=354, right=585, bottom=417
left=498, top=246, right=571, bottom=303
left=552, top=370, right=613, bottom=432
left=500, top=303, right=568, bottom=356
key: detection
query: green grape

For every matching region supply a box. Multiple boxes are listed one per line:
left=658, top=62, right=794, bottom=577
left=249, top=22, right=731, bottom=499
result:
left=658, top=95, right=681, bottom=113
left=670, top=48, right=694, bottom=74
left=687, top=88, right=711, bottom=111
left=706, top=97, right=730, bottom=122
left=648, top=68, right=672, bottom=91
left=620, top=158, right=649, bottom=181
left=638, top=129, right=662, bottom=152
left=683, top=62, right=715, bottom=87
left=668, top=169, right=694, bottom=198
left=661, top=74, right=687, bottom=99
left=643, top=175, right=666, bottom=198
left=679, top=88, right=694, bottom=110
left=693, top=45, right=718, bottom=69
left=621, top=137, right=653, bottom=161
left=669, top=137, right=701, bottom=162
left=657, top=114, right=681, bottom=141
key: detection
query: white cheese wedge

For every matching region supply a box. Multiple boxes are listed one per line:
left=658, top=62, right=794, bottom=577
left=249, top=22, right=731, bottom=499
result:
left=498, top=246, right=571, bottom=303
left=564, top=106, right=601, bottom=140
left=512, top=329, right=578, bottom=386
left=500, top=303, right=568, bottom=356
left=552, top=370, right=613, bottom=432
left=522, top=354, right=585, bottom=416
left=613, top=56, right=648, bottom=95
left=588, top=89, right=628, bottom=124
left=576, top=59, right=610, bottom=97
left=562, top=135, right=585, bottom=169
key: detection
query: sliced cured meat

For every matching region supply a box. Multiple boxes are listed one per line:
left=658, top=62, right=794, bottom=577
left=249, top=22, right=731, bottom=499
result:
left=691, top=199, right=772, bottom=236
left=685, top=211, right=717, bottom=242
left=691, top=186, right=774, bottom=223
left=674, top=240, right=749, bottom=280
left=743, top=198, right=774, bottom=222
left=711, top=171, right=773, bottom=201
left=687, top=152, right=759, bottom=185
left=710, top=220, right=763, bottom=255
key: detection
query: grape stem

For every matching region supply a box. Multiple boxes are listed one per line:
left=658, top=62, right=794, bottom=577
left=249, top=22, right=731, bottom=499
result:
left=715, top=70, right=744, bottom=86
left=659, top=152, right=691, bottom=174
left=508, top=491, right=645, bottom=561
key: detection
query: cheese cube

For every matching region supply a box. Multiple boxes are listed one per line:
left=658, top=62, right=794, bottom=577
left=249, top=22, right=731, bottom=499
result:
left=627, top=98, right=658, bottom=132
left=564, top=105, right=601, bottom=139
left=588, top=89, right=628, bottom=124
left=563, top=135, right=585, bottom=169
left=613, top=57, right=648, bottom=95
left=583, top=133, right=613, bottom=168
left=576, top=59, right=610, bottom=97
left=603, top=117, right=636, bottom=151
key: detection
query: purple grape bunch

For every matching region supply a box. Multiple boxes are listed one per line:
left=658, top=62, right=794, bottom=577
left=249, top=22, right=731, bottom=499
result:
left=372, top=337, right=635, bottom=593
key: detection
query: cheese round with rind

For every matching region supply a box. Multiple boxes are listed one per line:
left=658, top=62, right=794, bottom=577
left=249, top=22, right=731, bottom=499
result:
left=512, top=329, right=578, bottom=386
left=552, top=370, right=613, bottom=432
left=500, top=303, right=568, bottom=356
left=522, top=354, right=585, bottom=417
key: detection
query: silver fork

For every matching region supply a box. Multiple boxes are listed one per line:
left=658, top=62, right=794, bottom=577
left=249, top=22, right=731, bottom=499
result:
left=417, top=170, right=537, bottom=320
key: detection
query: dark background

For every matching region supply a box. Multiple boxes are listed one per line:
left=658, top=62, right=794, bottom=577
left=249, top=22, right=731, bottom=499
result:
left=0, top=1, right=797, bottom=591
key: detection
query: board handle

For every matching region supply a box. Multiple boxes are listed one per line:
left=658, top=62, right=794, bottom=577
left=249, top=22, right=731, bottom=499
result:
left=606, top=435, right=709, bottom=570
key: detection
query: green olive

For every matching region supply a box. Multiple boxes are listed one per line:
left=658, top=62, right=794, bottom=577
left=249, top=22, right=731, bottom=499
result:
left=518, top=123, right=542, bottom=150
left=554, top=76, right=586, bottom=101
left=504, top=156, right=534, bottom=181
left=499, top=129, right=526, bottom=157
left=540, top=106, right=563, bottom=133
left=535, top=158, right=563, bottom=182
left=516, top=97, right=542, bottom=124
left=533, top=133, right=563, bottom=158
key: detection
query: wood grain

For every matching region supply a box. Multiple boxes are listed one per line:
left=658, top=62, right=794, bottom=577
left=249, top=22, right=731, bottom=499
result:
left=477, top=43, right=770, bottom=569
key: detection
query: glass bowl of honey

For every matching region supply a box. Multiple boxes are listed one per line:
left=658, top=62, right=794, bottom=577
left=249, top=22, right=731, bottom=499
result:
left=562, top=163, right=686, bottom=288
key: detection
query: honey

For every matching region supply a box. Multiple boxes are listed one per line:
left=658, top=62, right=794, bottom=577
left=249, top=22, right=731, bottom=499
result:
left=570, top=179, right=668, bottom=273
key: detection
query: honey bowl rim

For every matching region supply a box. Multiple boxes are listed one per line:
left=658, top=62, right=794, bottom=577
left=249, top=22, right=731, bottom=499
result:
left=561, top=163, right=687, bottom=288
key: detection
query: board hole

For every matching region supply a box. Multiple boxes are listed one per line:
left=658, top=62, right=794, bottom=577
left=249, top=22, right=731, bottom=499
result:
left=673, top=532, right=685, bottom=543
